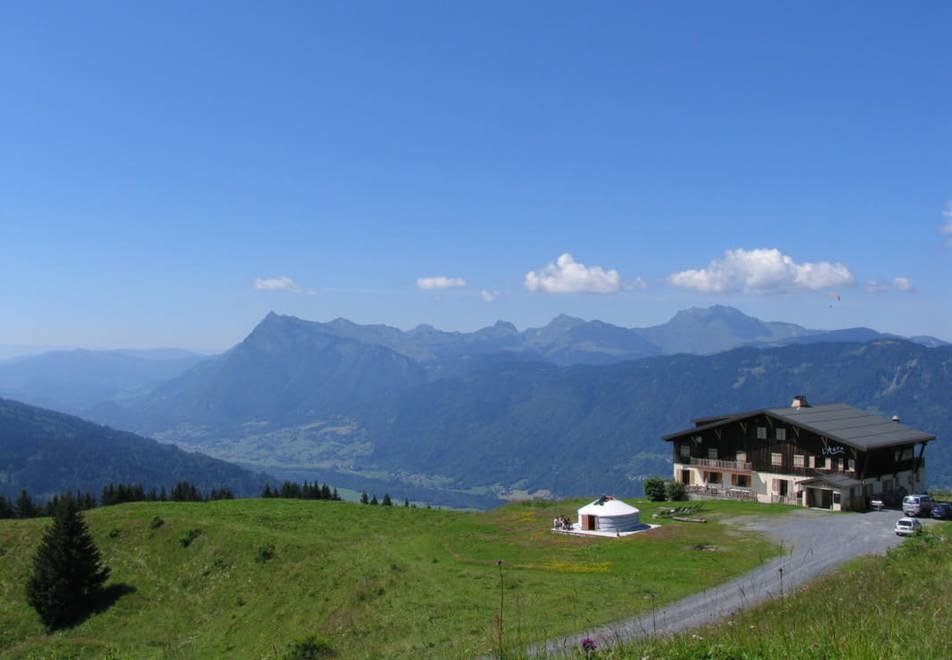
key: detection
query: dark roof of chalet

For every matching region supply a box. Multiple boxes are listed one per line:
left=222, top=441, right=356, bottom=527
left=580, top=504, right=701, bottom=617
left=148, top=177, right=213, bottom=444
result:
left=663, top=403, right=936, bottom=451
left=799, top=473, right=864, bottom=490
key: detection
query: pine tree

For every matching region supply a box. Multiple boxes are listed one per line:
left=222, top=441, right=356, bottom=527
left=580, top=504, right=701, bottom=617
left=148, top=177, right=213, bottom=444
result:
left=16, top=490, right=38, bottom=518
left=404, top=497, right=410, bottom=508
left=26, top=497, right=111, bottom=630
left=381, top=494, right=392, bottom=506
left=370, top=494, right=379, bottom=506
left=0, top=494, right=16, bottom=518
left=360, top=491, right=369, bottom=505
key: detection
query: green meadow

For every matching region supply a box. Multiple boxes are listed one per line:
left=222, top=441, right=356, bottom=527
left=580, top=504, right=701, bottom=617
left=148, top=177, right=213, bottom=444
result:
left=0, top=498, right=785, bottom=659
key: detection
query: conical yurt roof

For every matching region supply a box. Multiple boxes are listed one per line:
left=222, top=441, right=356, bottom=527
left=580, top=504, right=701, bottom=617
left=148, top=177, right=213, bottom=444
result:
left=578, top=496, right=639, bottom=517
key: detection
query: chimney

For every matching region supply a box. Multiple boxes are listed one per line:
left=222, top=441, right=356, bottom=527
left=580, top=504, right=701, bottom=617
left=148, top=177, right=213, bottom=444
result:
left=891, top=415, right=901, bottom=424
left=791, top=395, right=810, bottom=409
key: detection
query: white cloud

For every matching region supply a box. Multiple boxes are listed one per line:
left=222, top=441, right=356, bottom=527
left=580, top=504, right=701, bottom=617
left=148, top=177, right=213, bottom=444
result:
left=480, top=289, right=499, bottom=302
left=627, top=276, right=648, bottom=290
left=524, top=253, right=622, bottom=294
left=667, top=248, right=853, bottom=294
left=866, top=276, right=914, bottom=294
left=416, top=276, right=466, bottom=290
left=942, top=202, right=952, bottom=247
left=254, top=276, right=300, bottom=292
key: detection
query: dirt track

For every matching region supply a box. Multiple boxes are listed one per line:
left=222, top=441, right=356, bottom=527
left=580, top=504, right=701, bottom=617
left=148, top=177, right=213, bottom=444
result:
left=532, top=509, right=937, bottom=657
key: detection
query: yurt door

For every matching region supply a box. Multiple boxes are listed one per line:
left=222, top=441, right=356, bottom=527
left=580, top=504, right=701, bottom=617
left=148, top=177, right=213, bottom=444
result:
left=582, top=514, right=597, bottom=531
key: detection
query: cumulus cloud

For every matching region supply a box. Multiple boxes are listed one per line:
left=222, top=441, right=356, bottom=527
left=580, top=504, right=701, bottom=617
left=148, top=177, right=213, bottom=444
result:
left=942, top=202, right=952, bottom=247
left=667, top=248, right=854, bottom=294
left=480, top=289, right=499, bottom=302
left=627, top=276, right=648, bottom=290
left=524, top=253, right=622, bottom=294
left=254, top=276, right=300, bottom=292
left=866, top=277, right=914, bottom=294
left=416, top=276, right=466, bottom=290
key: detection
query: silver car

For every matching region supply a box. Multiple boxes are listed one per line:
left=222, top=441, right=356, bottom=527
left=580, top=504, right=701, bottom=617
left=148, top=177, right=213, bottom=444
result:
left=895, top=517, right=922, bottom=536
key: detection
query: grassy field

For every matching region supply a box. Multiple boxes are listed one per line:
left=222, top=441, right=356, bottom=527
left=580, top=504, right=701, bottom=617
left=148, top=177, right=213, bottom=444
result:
left=599, top=522, right=952, bottom=660
left=0, top=498, right=787, bottom=659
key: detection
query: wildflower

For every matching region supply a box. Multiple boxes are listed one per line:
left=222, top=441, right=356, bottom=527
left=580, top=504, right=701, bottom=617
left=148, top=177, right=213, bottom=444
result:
left=581, top=637, right=597, bottom=655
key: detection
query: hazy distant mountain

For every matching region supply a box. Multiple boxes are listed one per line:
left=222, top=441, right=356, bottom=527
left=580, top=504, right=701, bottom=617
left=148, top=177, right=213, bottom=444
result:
left=634, top=305, right=814, bottom=354
left=217, top=306, right=945, bottom=367
left=101, top=312, right=428, bottom=436
left=0, top=349, right=205, bottom=414
left=0, top=398, right=267, bottom=499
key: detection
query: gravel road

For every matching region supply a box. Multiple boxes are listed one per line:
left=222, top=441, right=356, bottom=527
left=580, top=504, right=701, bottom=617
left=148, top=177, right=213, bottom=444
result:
left=533, top=509, right=938, bottom=657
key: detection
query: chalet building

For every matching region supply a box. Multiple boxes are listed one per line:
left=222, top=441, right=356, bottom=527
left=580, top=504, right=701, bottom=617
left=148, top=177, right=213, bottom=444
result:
left=663, top=397, right=936, bottom=511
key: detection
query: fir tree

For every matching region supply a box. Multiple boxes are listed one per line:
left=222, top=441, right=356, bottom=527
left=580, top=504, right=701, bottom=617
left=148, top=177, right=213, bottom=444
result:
left=404, top=497, right=410, bottom=508
left=26, top=498, right=111, bottom=630
left=16, top=490, right=38, bottom=518
left=381, top=494, right=392, bottom=506
left=360, top=491, right=369, bottom=505
left=262, top=483, right=273, bottom=498
left=0, top=494, right=16, bottom=518
left=370, top=494, right=379, bottom=506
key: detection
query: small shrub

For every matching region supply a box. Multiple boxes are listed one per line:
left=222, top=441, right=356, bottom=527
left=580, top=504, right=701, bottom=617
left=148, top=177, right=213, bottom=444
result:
left=149, top=516, right=164, bottom=530
left=256, top=544, right=275, bottom=563
left=284, top=635, right=336, bottom=659
left=666, top=480, right=687, bottom=501
left=644, top=477, right=667, bottom=502
left=108, top=528, right=121, bottom=539
left=179, top=529, right=202, bottom=548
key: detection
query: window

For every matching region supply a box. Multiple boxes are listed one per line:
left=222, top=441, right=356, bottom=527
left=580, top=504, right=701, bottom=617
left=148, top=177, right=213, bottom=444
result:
left=707, top=471, right=722, bottom=484
left=680, top=444, right=691, bottom=459
left=847, top=459, right=855, bottom=472
left=793, top=454, right=805, bottom=468
left=736, top=450, right=747, bottom=464
left=732, top=474, right=751, bottom=487
left=777, top=479, right=789, bottom=496
left=807, top=455, right=815, bottom=468
left=776, top=427, right=786, bottom=441
left=817, top=457, right=827, bottom=470
left=756, top=426, right=767, bottom=440
left=708, top=447, right=718, bottom=460
left=771, top=452, right=783, bottom=467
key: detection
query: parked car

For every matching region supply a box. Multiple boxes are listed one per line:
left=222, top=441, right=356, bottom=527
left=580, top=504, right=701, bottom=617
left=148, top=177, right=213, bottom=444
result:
left=931, top=502, right=952, bottom=520
left=895, top=517, right=923, bottom=536
left=902, top=494, right=933, bottom=517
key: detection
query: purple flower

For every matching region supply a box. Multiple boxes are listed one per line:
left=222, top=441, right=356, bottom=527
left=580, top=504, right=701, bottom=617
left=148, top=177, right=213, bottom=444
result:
left=581, top=637, right=597, bottom=653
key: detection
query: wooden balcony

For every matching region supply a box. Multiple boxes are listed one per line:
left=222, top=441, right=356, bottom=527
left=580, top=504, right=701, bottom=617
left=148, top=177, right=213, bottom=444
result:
left=690, top=457, right=752, bottom=472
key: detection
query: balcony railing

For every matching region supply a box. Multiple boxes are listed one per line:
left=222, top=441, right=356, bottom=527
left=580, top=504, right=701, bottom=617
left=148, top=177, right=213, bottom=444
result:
left=690, top=457, right=752, bottom=471
left=686, top=484, right=756, bottom=501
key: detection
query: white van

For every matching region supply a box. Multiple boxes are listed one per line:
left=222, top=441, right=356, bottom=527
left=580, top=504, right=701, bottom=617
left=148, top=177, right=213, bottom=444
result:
left=902, top=494, right=933, bottom=517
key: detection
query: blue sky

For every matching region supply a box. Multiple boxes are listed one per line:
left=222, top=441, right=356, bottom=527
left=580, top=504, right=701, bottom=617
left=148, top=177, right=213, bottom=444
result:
left=1, top=1, right=950, bottom=350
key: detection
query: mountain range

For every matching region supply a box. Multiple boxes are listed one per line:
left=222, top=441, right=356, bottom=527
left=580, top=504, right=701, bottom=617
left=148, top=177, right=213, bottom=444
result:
left=47, top=306, right=945, bottom=508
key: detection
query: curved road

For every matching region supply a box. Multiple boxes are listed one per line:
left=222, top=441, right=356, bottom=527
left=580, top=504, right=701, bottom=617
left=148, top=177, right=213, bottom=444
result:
left=533, top=509, right=936, bottom=657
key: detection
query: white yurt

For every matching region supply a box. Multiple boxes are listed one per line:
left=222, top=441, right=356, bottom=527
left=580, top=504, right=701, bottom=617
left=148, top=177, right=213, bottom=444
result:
left=577, top=496, right=641, bottom=533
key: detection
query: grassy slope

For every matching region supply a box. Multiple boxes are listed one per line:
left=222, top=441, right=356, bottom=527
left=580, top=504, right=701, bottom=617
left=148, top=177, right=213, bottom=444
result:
left=0, top=498, right=786, bottom=659
left=611, top=523, right=952, bottom=660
